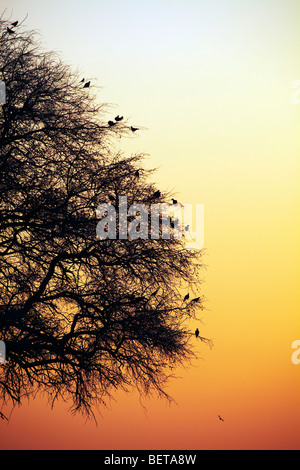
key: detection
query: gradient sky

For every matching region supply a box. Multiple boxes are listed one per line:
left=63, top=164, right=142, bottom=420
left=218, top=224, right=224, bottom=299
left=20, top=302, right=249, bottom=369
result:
left=0, top=0, right=299, bottom=450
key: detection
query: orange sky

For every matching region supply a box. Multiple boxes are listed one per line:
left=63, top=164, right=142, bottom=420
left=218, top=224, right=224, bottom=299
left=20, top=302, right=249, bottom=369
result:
left=0, top=0, right=299, bottom=450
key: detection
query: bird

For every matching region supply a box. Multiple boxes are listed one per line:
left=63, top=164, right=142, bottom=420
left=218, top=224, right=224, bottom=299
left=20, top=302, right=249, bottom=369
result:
left=0, top=411, right=8, bottom=421
left=185, top=225, right=190, bottom=231
left=115, top=115, right=123, bottom=121
left=108, top=194, right=114, bottom=201
left=192, top=296, right=200, bottom=302
left=195, top=328, right=199, bottom=338
left=218, top=415, right=224, bottom=422
left=171, top=198, right=177, bottom=204
left=152, top=190, right=161, bottom=199
left=183, top=293, right=189, bottom=301
left=11, top=21, right=18, bottom=27
left=135, top=170, right=140, bottom=177
left=108, top=120, right=116, bottom=126
left=130, top=126, right=138, bottom=132
left=7, top=27, right=15, bottom=34
left=83, top=81, right=90, bottom=88
left=80, top=78, right=85, bottom=83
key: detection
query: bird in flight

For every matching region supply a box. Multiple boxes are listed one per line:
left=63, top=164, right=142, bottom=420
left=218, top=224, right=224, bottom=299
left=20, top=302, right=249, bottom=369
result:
left=7, top=27, right=15, bottom=34
left=11, top=21, right=18, bottom=27
left=0, top=411, right=8, bottom=421
left=131, top=126, right=138, bottom=132
left=115, top=115, right=123, bottom=121
left=183, top=293, right=189, bottom=301
left=195, top=328, right=199, bottom=338
left=83, top=81, right=90, bottom=88
left=218, top=415, right=224, bottom=422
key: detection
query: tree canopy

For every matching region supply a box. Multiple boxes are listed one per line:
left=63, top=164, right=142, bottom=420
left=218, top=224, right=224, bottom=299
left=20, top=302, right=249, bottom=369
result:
left=0, top=17, right=210, bottom=420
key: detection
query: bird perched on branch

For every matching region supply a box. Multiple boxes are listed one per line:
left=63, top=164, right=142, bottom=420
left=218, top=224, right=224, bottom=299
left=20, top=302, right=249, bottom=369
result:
left=80, top=78, right=85, bottom=83
left=152, top=190, right=161, bottom=199
left=183, top=293, right=189, bottom=301
left=171, top=198, right=177, bottom=204
left=83, top=81, right=90, bottom=88
left=115, top=115, right=123, bottom=121
left=108, top=120, right=116, bottom=126
left=11, top=21, right=18, bottom=27
left=131, top=126, right=138, bottom=132
left=192, top=296, right=200, bottom=302
left=7, top=27, right=15, bottom=34
left=135, top=170, right=140, bottom=177
left=195, top=328, right=199, bottom=338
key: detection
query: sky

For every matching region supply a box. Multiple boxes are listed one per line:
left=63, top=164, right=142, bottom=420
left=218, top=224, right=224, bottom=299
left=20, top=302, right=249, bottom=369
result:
left=0, top=0, right=300, bottom=450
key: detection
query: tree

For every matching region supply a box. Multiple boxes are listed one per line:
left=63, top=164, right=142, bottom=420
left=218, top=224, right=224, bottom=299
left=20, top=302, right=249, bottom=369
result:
left=0, top=18, right=210, bottom=420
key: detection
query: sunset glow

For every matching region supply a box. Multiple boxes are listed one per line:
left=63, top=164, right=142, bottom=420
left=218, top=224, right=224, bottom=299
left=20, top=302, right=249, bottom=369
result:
left=0, top=0, right=299, bottom=450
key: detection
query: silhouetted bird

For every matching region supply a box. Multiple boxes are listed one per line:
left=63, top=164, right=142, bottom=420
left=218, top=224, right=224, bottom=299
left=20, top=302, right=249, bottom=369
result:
left=11, top=21, right=18, bottom=27
left=192, top=296, right=200, bottom=302
left=0, top=411, right=8, bottom=421
left=108, top=120, right=116, bottom=126
left=83, top=81, right=90, bottom=88
left=80, top=78, right=85, bottom=83
left=218, top=415, right=224, bottom=422
left=185, top=225, right=190, bottom=231
left=195, top=328, right=199, bottom=338
left=115, top=115, right=123, bottom=121
left=171, top=198, right=177, bottom=204
left=108, top=195, right=114, bottom=201
left=135, top=170, right=140, bottom=177
left=7, top=27, right=15, bottom=34
left=153, top=190, right=161, bottom=199
left=183, top=293, right=189, bottom=301
left=131, top=126, right=138, bottom=132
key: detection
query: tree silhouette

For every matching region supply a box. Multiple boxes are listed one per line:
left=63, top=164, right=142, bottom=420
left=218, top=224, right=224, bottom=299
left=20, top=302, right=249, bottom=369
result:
left=0, top=18, right=210, bottom=419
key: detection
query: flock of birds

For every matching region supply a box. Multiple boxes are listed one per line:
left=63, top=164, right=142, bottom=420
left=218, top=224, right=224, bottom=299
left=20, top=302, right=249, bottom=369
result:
left=5, top=22, right=140, bottom=134
left=6, top=20, right=19, bottom=34
left=80, top=78, right=139, bottom=133
left=4, top=20, right=225, bottom=425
